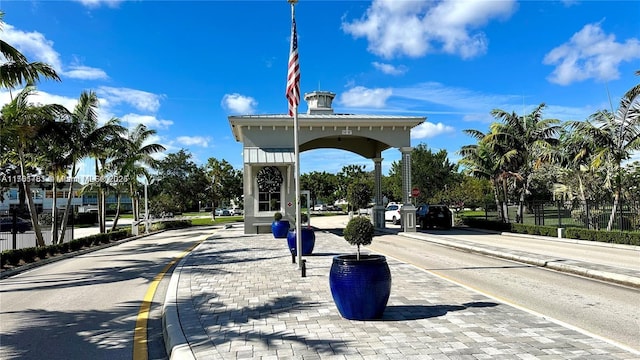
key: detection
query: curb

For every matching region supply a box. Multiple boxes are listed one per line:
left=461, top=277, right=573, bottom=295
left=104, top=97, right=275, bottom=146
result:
left=397, top=231, right=640, bottom=289
left=162, top=252, right=196, bottom=360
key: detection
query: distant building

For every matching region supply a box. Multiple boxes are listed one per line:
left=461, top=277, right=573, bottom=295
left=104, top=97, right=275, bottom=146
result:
left=0, top=182, right=132, bottom=214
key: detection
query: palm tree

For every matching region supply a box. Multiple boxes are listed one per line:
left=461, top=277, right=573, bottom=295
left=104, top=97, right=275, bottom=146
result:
left=55, top=91, right=126, bottom=241
left=0, top=11, right=59, bottom=90
left=110, top=124, right=165, bottom=228
left=0, top=86, right=69, bottom=246
left=485, top=104, right=561, bottom=223
left=459, top=128, right=523, bottom=222
left=567, top=75, right=640, bottom=230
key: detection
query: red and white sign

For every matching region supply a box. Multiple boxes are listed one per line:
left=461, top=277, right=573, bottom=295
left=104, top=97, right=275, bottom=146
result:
left=287, top=202, right=293, bottom=207
left=411, top=187, right=420, bottom=197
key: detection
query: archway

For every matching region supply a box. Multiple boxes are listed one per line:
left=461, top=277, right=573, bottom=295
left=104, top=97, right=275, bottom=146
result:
left=228, top=91, right=425, bottom=234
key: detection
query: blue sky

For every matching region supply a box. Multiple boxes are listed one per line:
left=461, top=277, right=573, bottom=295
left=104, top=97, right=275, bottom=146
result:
left=1, top=0, right=639, bottom=178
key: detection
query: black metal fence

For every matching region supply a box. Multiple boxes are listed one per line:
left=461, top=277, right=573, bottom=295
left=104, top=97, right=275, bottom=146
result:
left=0, top=211, right=74, bottom=252
left=481, top=200, right=639, bottom=232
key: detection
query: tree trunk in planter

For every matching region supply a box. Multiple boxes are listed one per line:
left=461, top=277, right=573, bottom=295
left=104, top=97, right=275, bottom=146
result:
left=329, top=254, right=391, bottom=320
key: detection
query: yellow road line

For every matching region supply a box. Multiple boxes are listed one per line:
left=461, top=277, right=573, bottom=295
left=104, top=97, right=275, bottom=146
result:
left=132, top=235, right=210, bottom=360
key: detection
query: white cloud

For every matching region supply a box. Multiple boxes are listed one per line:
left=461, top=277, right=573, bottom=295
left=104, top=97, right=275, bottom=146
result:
left=97, top=86, right=163, bottom=113
left=339, top=86, right=392, bottom=108
left=121, top=114, right=173, bottom=129
left=177, top=136, right=210, bottom=148
left=372, top=62, right=407, bottom=75
left=0, top=88, right=77, bottom=112
left=221, top=93, right=258, bottom=114
left=1, top=23, right=63, bottom=72
left=1, top=23, right=109, bottom=81
left=543, top=22, right=640, bottom=85
left=411, top=122, right=456, bottom=139
left=74, top=0, right=124, bottom=8
left=65, top=65, right=108, bottom=80
left=342, top=0, right=516, bottom=59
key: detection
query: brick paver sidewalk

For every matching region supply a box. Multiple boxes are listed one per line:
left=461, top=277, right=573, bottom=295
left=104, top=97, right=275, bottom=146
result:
left=172, top=225, right=637, bottom=359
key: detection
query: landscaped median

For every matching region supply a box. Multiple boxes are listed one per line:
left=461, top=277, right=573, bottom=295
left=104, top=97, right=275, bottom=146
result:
left=0, top=219, right=193, bottom=276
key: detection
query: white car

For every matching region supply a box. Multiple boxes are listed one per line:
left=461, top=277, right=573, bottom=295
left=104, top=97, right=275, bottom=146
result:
left=384, top=204, right=402, bottom=225
left=313, top=204, right=327, bottom=211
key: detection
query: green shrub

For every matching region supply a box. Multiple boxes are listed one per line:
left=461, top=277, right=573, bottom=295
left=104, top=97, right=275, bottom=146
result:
left=151, top=220, right=191, bottom=230
left=343, top=216, right=374, bottom=260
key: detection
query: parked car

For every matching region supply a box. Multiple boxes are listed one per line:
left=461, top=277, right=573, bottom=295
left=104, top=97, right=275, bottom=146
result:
left=0, top=217, right=32, bottom=233
left=384, top=203, right=402, bottom=225
left=314, top=204, right=329, bottom=211
left=416, top=204, right=452, bottom=229
left=231, top=208, right=244, bottom=216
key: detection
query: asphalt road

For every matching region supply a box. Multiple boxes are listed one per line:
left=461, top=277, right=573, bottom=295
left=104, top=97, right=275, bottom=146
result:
left=0, top=226, right=213, bottom=360
left=312, top=215, right=640, bottom=352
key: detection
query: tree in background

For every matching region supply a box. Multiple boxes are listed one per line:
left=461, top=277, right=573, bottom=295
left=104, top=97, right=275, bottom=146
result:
left=206, top=158, right=242, bottom=210
left=347, top=180, right=372, bottom=214
left=300, top=171, right=337, bottom=206
left=485, top=104, right=561, bottom=223
left=152, top=150, right=206, bottom=214
left=387, top=143, right=459, bottom=205
left=0, top=87, right=68, bottom=246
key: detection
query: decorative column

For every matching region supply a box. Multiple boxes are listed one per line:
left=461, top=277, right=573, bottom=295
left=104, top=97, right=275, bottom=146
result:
left=372, top=157, right=385, bottom=229
left=399, top=147, right=416, bottom=232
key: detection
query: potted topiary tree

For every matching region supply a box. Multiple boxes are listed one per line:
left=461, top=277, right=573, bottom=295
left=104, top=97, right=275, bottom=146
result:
left=287, top=213, right=315, bottom=255
left=271, top=212, right=289, bottom=238
left=329, top=215, right=391, bottom=320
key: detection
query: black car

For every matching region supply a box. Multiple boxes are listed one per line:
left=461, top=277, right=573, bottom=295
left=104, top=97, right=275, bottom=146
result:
left=416, top=204, right=452, bottom=229
left=0, top=217, right=33, bottom=233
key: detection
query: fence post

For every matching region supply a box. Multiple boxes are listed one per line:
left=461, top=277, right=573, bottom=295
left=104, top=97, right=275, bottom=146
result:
left=557, top=200, right=562, bottom=228
left=11, top=209, right=17, bottom=250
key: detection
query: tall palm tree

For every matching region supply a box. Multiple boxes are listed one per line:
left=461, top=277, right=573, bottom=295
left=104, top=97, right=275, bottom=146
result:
left=459, top=128, right=521, bottom=222
left=485, top=104, right=561, bottom=223
left=110, top=124, right=165, bottom=228
left=567, top=75, right=640, bottom=230
left=0, top=86, right=69, bottom=246
left=0, top=11, right=59, bottom=90
left=56, top=91, right=126, bottom=241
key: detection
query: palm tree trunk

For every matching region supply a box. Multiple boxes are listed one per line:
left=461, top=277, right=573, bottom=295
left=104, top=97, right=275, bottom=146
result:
left=502, top=177, right=510, bottom=223
left=607, top=190, right=620, bottom=231
left=492, top=178, right=503, bottom=221
left=58, top=163, right=77, bottom=244
left=18, top=149, right=45, bottom=246
left=110, top=194, right=122, bottom=232
left=51, top=179, right=58, bottom=244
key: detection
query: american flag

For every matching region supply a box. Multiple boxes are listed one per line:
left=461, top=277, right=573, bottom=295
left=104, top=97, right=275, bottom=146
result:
left=286, top=15, right=300, bottom=117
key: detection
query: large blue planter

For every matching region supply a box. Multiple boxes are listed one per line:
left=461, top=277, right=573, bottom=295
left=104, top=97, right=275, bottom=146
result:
left=286, top=227, right=315, bottom=255
left=329, top=254, right=391, bottom=320
left=271, top=220, right=290, bottom=238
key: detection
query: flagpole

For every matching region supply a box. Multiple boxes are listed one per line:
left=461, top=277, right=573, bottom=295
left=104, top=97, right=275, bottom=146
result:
left=286, top=0, right=302, bottom=271
left=289, top=0, right=303, bottom=270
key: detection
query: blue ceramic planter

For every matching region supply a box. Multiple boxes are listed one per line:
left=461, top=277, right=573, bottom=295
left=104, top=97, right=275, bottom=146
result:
left=286, top=227, right=315, bottom=255
left=329, top=254, right=391, bottom=320
left=271, top=220, right=290, bottom=238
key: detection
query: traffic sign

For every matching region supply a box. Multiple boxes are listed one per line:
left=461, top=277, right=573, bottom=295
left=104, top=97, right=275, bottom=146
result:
left=411, top=187, right=420, bottom=197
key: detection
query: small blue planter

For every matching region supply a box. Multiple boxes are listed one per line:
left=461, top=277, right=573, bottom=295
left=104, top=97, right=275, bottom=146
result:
left=271, top=220, right=290, bottom=238
left=286, top=227, right=315, bottom=255
left=329, top=254, right=391, bottom=320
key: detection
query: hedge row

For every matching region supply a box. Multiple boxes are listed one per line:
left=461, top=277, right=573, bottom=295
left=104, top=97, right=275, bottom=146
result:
left=1, top=229, right=131, bottom=268
left=1, top=220, right=194, bottom=269
left=461, top=218, right=640, bottom=246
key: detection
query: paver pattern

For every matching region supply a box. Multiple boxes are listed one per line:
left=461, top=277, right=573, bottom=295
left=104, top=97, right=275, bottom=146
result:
left=172, top=225, right=637, bottom=359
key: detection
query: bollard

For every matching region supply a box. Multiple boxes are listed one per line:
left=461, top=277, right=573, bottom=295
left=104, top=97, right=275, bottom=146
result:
left=557, top=227, right=565, bottom=239
left=291, top=251, right=296, bottom=264
left=301, top=259, right=306, bottom=277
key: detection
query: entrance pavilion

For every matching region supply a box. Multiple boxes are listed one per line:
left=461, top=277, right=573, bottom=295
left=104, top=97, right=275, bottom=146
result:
left=228, top=91, right=425, bottom=234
